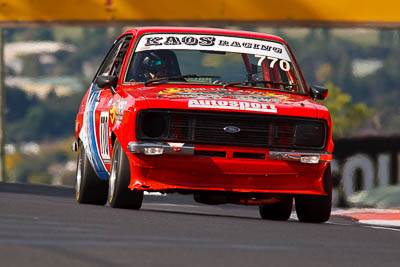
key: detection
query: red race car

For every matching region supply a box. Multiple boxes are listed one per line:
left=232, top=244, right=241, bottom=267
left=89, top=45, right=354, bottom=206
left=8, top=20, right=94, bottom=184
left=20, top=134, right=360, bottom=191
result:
left=73, top=27, right=333, bottom=223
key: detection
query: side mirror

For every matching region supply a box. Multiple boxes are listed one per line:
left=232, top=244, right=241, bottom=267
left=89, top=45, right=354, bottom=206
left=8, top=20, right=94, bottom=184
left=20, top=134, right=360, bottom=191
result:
left=310, top=85, right=328, bottom=100
left=95, top=75, right=118, bottom=94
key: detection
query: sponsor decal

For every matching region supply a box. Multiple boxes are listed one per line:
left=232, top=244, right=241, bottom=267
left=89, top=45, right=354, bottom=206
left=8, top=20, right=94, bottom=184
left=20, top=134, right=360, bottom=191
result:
left=110, top=106, right=116, bottom=124
left=107, top=99, right=113, bottom=107
left=109, top=99, right=127, bottom=125
left=100, top=111, right=111, bottom=164
left=157, top=87, right=295, bottom=104
left=188, top=99, right=277, bottom=113
left=159, top=88, right=183, bottom=95
left=136, top=34, right=291, bottom=61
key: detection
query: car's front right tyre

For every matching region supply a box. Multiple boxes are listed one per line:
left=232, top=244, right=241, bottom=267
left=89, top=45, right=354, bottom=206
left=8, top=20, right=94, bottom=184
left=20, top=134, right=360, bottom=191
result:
left=108, top=140, right=143, bottom=209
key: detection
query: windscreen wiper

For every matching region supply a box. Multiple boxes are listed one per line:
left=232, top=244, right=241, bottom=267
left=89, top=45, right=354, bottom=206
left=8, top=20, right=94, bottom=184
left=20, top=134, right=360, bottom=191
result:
left=223, top=80, right=297, bottom=90
left=145, top=75, right=220, bottom=86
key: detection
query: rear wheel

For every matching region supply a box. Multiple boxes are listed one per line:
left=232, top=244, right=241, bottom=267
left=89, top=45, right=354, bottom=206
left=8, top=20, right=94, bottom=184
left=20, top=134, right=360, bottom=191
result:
left=259, top=196, right=293, bottom=221
left=295, top=164, right=332, bottom=223
left=76, top=141, right=108, bottom=205
left=109, top=140, right=143, bottom=209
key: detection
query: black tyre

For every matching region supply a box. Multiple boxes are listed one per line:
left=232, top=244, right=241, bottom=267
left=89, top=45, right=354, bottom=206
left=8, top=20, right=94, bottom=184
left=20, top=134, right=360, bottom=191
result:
left=295, top=164, right=332, bottom=223
left=76, top=141, right=108, bottom=205
left=259, top=196, right=293, bottom=221
left=109, top=140, right=143, bottom=209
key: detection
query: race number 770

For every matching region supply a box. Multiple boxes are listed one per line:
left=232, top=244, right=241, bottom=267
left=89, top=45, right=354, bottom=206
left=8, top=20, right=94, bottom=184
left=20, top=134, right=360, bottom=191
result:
left=255, top=55, right=291, bottom=72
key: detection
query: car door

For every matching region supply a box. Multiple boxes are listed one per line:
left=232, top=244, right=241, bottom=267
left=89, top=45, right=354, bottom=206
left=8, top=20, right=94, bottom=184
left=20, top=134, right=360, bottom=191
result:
left=79, top=35, right=132, bottom=179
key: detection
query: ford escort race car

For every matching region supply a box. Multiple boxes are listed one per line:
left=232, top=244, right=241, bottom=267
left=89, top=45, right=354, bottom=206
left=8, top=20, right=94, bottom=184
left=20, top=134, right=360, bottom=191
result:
left=73, top=27, right=333, bottom=223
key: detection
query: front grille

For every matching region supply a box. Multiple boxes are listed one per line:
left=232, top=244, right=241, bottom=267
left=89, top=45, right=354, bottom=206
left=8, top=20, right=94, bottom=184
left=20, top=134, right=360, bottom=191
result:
left=136, top=109, right=327, bottom=150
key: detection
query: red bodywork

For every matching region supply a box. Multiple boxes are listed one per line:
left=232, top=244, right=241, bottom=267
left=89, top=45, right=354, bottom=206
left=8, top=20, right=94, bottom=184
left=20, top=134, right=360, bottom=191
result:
left=75, top=27, right=333, bottom=197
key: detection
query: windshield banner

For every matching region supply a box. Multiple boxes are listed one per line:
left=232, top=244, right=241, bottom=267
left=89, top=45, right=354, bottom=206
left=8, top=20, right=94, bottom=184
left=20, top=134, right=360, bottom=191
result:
left=136, top=33, right=291, bottom=61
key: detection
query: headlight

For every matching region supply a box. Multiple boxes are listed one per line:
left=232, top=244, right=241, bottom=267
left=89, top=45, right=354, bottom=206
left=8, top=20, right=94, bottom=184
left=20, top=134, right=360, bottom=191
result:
left=138, top=111, right=168, bottom=138
left=294, top=122, right=326, bottom=148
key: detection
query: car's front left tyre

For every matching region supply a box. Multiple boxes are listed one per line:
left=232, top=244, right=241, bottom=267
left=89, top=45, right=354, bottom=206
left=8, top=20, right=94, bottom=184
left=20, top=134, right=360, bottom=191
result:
left=108, top=140, right=143, bottom=209
left=295, top=164, right=332, bottom=223
left=76, top=141, right=108, bottom=205
left=259, top=196, right=293, bottom=221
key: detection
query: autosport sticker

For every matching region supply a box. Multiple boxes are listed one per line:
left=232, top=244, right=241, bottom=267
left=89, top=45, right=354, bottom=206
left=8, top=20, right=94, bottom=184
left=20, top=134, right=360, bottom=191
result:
left=188, top=99, right=277, bottom=113
left=157, top=87, right=296, bottom=104
left=136, top=34, right=291, bottom=61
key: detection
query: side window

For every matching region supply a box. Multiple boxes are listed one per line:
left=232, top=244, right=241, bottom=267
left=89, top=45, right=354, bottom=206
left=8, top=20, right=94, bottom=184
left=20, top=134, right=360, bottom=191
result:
left=110, top=36, right=132, bottom=77
left=95, top=35, right=132, bottom=80
left=97, top=40, right=123, bottom=77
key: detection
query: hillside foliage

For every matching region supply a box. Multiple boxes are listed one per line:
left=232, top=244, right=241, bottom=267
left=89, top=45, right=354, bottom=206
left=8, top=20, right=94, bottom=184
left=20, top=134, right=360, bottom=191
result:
left=4, top=26, right=400, bottom=184
left=5, top=27, right=399, bottom=142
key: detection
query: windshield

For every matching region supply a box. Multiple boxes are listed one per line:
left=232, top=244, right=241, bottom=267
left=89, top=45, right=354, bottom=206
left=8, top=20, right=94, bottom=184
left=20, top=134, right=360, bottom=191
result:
left=125, top=33, right=305, bottom=93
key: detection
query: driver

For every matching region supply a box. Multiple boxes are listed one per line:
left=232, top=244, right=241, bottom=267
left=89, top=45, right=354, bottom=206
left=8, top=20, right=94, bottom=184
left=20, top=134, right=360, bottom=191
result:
left=142, top=52, right=168, bottom=80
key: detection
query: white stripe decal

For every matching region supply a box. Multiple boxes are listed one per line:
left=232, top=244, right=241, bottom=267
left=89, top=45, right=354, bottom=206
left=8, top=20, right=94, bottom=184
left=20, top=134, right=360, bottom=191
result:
left=79, top=85, right=109, bottom=179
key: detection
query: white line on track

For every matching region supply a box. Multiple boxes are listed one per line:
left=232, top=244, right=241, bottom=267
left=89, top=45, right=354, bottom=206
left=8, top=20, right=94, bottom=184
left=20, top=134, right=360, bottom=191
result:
left=143, top=203, right=199, bottom=208
left=366, top=225, right=400, bottom=232
left=359, top=220, right=400, bottom=227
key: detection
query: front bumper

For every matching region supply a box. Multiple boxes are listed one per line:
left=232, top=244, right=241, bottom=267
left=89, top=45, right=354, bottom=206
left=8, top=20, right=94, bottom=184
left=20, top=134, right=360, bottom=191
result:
left=127, top=141, right=332, bottom=164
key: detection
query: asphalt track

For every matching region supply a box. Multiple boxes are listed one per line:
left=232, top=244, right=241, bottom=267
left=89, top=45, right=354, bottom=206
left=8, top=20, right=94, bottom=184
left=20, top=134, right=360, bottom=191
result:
left=1, top=182, right=400, bottom=267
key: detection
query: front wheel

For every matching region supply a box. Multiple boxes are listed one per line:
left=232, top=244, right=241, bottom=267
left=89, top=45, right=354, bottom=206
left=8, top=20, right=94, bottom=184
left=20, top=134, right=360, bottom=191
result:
left=295, top=164, right=332, bottom=223
left=109, top=140, right=143, bottom=209
left=76, top=141, right=108, bottom=205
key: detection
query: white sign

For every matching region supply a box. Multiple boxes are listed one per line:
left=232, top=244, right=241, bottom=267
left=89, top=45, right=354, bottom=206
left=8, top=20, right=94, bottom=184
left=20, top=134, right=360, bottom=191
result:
left=136, top=34, right=291, bottom=62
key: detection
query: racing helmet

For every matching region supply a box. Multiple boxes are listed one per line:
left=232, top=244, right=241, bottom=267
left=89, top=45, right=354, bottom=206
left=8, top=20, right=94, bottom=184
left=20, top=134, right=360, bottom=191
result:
left=142, top=52, right=167, bottom=74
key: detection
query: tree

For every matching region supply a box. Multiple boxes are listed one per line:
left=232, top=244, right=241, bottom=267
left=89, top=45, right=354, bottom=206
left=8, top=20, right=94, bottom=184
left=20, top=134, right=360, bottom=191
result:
left=323, top=83, right=374, bottom=138
left=5, top=86, right=39, bottom=121
left=5, top=90, right=84, bottom=143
